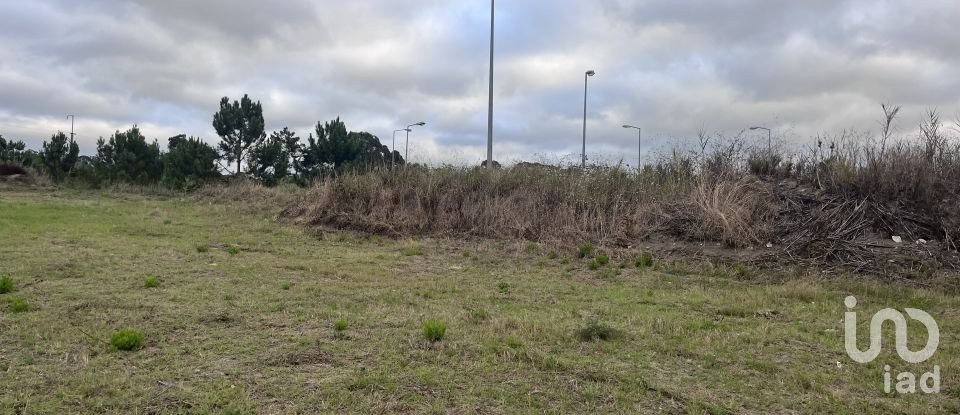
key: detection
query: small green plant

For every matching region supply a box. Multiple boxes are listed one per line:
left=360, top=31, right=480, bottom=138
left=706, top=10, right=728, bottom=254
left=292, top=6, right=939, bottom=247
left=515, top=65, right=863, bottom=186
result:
left=547, top=251, right=559, bottom=260
left=526, top=242, right=539, bottom=252
left=422, top=291, right=435, bottom=300
left=469, top=308, right=491, bottom=322
left=506, top=337, right=523, bottom=349
left=110, top=329, right=144, bottom=351
left=8, top=298, right=30, bottom=313
left=227, top=246, right=240, bottom=255
left=559, top=257, right=571, bottom=265
left=734, top=264, right=751, bottom=278
left=635, top=253, right=653, bottom=268
left=577, top=243, right=594, bottom=259
left=462, top=250, right=471, bottom=257
left=401, top=245, right=424, bottom=256
left=576, top=322, right=624, bottom=342
left=281, top=283, right=291, bottom=290
left=423, top=320, right=447, bottom=342
left=587, top=260, right=600, bottom=271
left=498, top=282, right=510, bottom=294
left=334, top=319, right=349, bottom=332
left=196, top=244, right=209, bottom=253
left=163, top=219, right=172, bottom=225
left=595, top=255, right=610, bottom=266
left=144, top=277, right=160, bottom=288
left=0, top=275, right=13, bottom=294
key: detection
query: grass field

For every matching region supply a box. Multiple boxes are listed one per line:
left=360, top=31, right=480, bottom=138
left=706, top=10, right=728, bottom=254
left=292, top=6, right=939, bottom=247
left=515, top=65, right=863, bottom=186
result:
left=0, top=189, right=957, bottom=414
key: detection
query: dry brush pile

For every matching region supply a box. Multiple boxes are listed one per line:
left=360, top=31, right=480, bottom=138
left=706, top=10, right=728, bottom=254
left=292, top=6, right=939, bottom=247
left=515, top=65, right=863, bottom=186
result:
left=281, top=119, right=960, bottom=277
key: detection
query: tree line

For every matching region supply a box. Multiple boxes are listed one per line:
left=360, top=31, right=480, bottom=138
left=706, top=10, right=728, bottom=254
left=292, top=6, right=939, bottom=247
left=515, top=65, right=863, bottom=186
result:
left=0, top=94, right=404, bottom=188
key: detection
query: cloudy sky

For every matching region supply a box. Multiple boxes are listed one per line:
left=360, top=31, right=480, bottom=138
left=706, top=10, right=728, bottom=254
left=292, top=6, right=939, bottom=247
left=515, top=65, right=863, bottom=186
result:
left=1, top=0, right=958, bottom=166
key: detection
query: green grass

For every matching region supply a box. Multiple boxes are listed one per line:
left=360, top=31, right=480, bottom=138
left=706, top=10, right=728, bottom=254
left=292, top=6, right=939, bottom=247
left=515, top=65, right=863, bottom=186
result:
left=110, top=329, right=144, bottom=351
left=0, top=189, right=957, bottom=414
left=422, top=320, right=447, bottom=342
left=144, top=276, right=160, bottom=288
left=8, top=297, right=30, bottom=313
left=0, top=275, right=13, bottom=294
left=334, top=319, right=349, bottom=332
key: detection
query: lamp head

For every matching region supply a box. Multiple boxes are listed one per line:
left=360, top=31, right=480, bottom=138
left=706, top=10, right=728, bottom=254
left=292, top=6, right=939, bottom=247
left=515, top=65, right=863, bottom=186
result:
left=586, top=70, right=596, bottom=76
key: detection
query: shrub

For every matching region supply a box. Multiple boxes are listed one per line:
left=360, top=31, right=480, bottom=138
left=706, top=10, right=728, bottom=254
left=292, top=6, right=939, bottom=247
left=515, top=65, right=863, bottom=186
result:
left=227, top=246, right=240, bottom=255
left=587, top=260, right=600, bottom=271
left=576, top=322, right=624, bottom=342
left=498, top=282, right=510, bottom=294
left=401, top=245, right=424, bottom=256
left=423, top=320, right=447, bottom=342
left=547, top=251, right=559, bottom=260
left=0, top=275, right=13, bottom=294
left=526, top=242, right=538, bottom=252
left=8, top=298, right=30, bottom=313
left=462, top=250, right=470, bottom=257
left=334, top=319, right=349, bottom=332
left=577, top=244, right=594, bottom=259
left=469, top=308, right=491, bottom=322
left=144, top=277, right=160, bottom=288
left=635, top=253, right=653, bottom=268
left=506, top=337, right=523, bottom=349
left=595, top=255, right=610, bottom=266
left=110, top=329, right=144, bottom=351
left=196, top=244, right=209, bottom=253
left=281, top=283, right=291, bottom=290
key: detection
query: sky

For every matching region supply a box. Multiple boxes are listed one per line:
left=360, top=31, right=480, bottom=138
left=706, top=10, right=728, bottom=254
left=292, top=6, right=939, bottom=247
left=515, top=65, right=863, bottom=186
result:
left=1, top=0, right=958, bottom=166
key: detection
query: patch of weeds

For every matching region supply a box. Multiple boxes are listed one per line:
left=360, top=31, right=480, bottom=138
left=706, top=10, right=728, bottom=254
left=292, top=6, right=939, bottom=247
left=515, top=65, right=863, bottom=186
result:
left=0, top=275, right=13, bottom=294
left=227, top=246, right=240, bottom=256
left=110, top=329, right=144, bottom=351
left=547, top=251, right=559, bottom=260
left=334, top=319, right=349, bottom=332
left=281, top=283, right=291, bottom=290
left=196, top=244, right=209, bottom=253
left=423, top=320, right=447, bottom=342
left=526, top=242, right=539, bottom=252
left=462, top=250, right=471, bottom=258
left=595, top=254, right=610, bottom=266
left=8, top=297, right=30, bottom=313
left=577, top=243, right=594, bottom=259
left=401, top=245, right=424, bottom=256
left=576, top=322, right=623, bottom=342
left=635, top=253, right=653, bottom=268
left=559, top=257, right=571, bottom=265
left=587, top=260, right=601, bottom=271
left=144, top=277, right=160, bottom=288
left=469, top=308, right=491, bottom=322
left=598, top=269, right=619, bottom=279
left=685, top=319, right=719, bottom=331
left=162, top=219, right=172, bottom=225
left=506, top=337, right=523, bottom=349
left=422, top=291, right=435, bottom=300
left=734, top=264, right=751, bottom=278
left=498, top=282, right=510, bottom=294
left=639, top=290, right=655, bottom=304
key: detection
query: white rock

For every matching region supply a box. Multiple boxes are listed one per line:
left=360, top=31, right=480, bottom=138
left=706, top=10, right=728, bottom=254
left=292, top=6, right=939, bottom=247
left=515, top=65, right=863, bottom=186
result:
left=892, top=236, right=903, bottom=244
left=917, top=239, right=928, bottom=245
left=766, top=242, right=774, bottom=248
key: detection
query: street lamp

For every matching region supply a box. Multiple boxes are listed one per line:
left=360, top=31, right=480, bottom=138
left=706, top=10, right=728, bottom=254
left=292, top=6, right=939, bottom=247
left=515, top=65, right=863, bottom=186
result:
left=750, top=126, right=772, bottom=155
left=392, top=129, right=408, bottom=169
left=66, top=115, right=75, bottom=144
left=486, top=0, right=495, bottom=170
left=581, top=70, right=596, bottom=169
left=405, top=121, right=426, bottom=166
left=623, top=125, right=642, bottom=171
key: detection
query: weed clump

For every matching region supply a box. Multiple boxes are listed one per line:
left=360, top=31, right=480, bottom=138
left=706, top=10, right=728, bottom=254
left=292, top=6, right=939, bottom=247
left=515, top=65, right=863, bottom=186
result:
left=498, top=282, right=510, bottom=294
left=227, top=246, right=240, bottom=255
left=144, top=277, right=160, bottom=288
left=423, top=320, right=447, bottom=342
left=635, top=253, right=653, bottom=268
left=577, top=244, right=594, bottom=259
left=576, top=322, right=624, bottom=342
left=587, top=260, right=600, bottom=271
left=196, top=244, right=209, bottom=253
left=469, top=308, right=491, bottom=322
left=526, top=242, right=538, bottom=252
left=110, top=329, right=144, bottom=351
left=595, top=255, right=610, bottom=266
left=401, top=245, right=424, bottom=256
left=8, top=298, right=30, bottom=313
left=0, top=275, right=13, bottom=294
left=334, top=319, right=349, bottom=332
left=547, top=251, right=559, bottom=260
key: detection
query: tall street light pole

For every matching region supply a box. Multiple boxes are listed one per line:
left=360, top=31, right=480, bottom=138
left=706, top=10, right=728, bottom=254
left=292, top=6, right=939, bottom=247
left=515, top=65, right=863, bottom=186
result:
left=623, top=125, right=642, bottom=171
left=581, top=70, right=596, bottom=169
left=66, top=115, right=75, bottom=144
left=405, top=122, right=426, bottom=166
left=392, top=129, right=407, bottom=169
left=750, top=126, right=772, bottom=155
left=486, top=0, right=495, bottom=169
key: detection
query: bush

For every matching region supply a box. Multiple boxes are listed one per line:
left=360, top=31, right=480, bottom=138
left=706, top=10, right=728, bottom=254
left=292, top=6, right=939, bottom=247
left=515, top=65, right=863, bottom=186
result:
left=587, top=260, right=600, bottom=271
left=0, top=275, right=13, bottom=294
left=635, top=253, right=653, bottom=268
left=334, top=319, right=349, bottom=332
left=576, top=322, right=624, bottom=342
left=595, top=254, right=610, bottom=266
left=8, top=298, right=30, bottom=313
left=161, top=135, right=220, bottom=190
left=227, top=246, right=240, bottom=255
left=577, top=243, right=594, bottom=259
left=196, top=244, right=209, bottom=253
left=144, top=277, right=160, bottom=288
left=498, top=282, right=510, bottom=294
left=110, top=329, right=144, bottom=351
left=526, top=242, right=538, bottom=252
left=423, top=320, right=447, bottom=342
left=547, top=251, right=559, bottom=260
left=469, top=308, right=491, bottom=322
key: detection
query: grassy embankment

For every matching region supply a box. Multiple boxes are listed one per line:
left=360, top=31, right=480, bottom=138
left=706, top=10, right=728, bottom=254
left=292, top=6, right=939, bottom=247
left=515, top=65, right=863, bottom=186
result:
left=0, top=189, right=957, bottom=414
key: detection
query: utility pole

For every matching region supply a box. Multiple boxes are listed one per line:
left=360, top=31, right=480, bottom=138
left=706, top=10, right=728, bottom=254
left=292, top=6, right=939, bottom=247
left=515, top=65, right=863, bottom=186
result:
left=581, top=70, right=595, bottom=169
left=486, top=0, right=495, bottom=169
left=67, top=115, right=75, bottom=144
left=623, top=125, right=642, bottom=172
